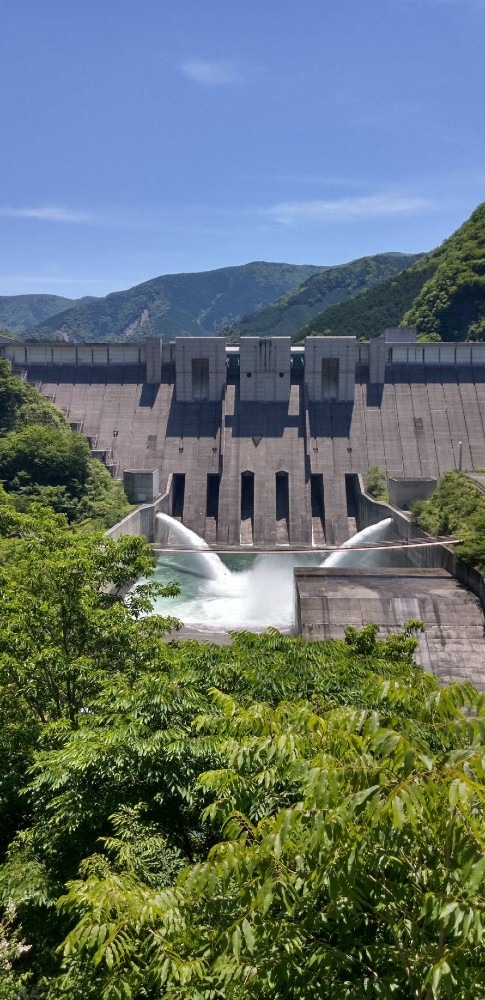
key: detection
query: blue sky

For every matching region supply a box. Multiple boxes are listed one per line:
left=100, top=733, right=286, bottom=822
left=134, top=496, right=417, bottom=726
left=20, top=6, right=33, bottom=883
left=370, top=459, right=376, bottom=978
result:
left=0, top=0, right=484, bottom=298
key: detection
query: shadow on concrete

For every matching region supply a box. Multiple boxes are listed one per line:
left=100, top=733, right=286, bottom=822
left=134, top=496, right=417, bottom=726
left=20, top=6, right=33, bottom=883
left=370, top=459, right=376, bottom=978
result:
left=391, top=364, right=485, bottom=385
left=165, top=398, right=222, bottom=438
left=308, top=401, right=354, bottom=439
left=225, top=401, right=303, bottom=438
left=366, top=384, right=384, bottom=407
left=20, top=363, right=147, bottom=385
left=139, top=384, right=161, bottom=407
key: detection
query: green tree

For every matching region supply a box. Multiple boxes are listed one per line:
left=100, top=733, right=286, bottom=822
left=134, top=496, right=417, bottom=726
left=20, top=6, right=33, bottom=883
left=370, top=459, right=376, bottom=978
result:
left=50, top=669, right=485, bottom=1000
left=0, top=506, right=179, bottom=727
left=365, top=465, right=388, bottom=501
left=0, top=425, right=90, bottom=495
left=0, top=357, right=66, bottom=433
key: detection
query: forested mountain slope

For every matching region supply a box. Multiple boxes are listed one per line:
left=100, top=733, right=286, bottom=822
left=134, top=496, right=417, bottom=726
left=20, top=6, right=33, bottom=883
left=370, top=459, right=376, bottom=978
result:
left=228, top=252, right=422, bottom=339
left=0, top=294, right=88, bottom=337
left=294, top=202, right=485, bottom=342
left=28, top=262, right=323, bottom=342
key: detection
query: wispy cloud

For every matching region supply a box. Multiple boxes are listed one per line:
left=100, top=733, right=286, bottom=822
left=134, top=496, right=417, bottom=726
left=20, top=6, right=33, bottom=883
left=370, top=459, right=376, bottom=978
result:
left=180, top=57, right=248, bottom=86
left=0, top=205, right=95, bottom=224
left=261, top=192, right=433, bottom=226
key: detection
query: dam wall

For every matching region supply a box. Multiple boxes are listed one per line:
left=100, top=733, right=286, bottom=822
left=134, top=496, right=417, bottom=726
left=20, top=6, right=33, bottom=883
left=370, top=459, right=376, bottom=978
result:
left=5, top=327, right=485, bottom=547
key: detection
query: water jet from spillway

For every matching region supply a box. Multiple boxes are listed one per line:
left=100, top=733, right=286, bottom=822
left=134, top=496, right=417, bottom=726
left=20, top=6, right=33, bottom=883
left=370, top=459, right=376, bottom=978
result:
left=322, top=518, right=393, bottom=568
left=156, top=512, right=229, bottom=581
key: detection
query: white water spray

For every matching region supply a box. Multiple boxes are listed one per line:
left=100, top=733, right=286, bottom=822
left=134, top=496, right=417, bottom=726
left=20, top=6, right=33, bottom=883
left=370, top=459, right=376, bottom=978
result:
left=156, top=512, right=229, bottom=581
left=147, top=515, right=396, bottom=634
left=149, top=550, right=321, bottom=632
left=322, top=518, right=393, bottom=568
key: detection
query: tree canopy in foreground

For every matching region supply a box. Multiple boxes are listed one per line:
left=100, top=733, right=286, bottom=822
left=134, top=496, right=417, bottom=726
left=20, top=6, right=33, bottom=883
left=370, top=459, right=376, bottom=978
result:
left=0, top=503, right=484, bottom=999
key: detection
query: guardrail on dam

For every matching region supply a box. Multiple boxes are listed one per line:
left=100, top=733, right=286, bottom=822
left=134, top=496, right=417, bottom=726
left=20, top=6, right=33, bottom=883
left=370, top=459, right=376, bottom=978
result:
left=3, top=326, right=485, bottom=547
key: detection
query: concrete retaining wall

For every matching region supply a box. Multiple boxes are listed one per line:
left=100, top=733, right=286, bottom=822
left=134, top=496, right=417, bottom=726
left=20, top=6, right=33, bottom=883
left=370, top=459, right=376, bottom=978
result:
left=123, top=469, right=160, bottom=504
left=388, top=477, right=437, bottom=509
left=105, top=475, right=174, bottom=543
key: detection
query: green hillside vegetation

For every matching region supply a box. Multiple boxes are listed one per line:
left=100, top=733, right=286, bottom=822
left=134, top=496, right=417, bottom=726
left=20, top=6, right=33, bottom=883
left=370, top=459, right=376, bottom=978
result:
left=0, top=295, right=95, bottom=337
left=0, top=359, right=130, bottom=529
left=403, top=203, right=485, bottom=340
left=0, top=508, right=484, bottom=998
left=28, top=262, right=324, bottom=343
left=294, top=257, right=437, bottom=341
left=295, top=202, right=485, bottom=342
left=228, top=252, right=422, bottom=339
left=413, top=470, right=485, bottom=573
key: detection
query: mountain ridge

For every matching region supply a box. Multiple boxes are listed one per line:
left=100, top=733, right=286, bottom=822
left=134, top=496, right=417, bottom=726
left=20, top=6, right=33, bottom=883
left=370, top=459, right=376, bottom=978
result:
left=292, top=203, right=485, bottom=342
left=0, top=294, right=97, bottom=337
left=26, top=261, right=325, bottom=343
left=227, top=252, right=422, bottom=340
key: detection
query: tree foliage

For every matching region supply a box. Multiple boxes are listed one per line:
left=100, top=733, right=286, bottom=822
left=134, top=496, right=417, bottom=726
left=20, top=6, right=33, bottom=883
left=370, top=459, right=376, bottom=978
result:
left=293, top=201, right=485, bottom=343
left=365, top=465, right=388, bottom=501
left=413, top=471, right=485, bottom=574
left=0, top=505, right=482, bottom=999
left=0, top=360, right=131, bottom=528
left=403, top=203, right=485, bottom=341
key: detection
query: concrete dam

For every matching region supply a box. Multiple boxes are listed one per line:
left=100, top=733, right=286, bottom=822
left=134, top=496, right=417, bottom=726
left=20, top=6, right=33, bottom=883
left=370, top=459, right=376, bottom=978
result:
left=3, top=325, right=485, bottom=688
left=4, top=326, right=485, bottom=549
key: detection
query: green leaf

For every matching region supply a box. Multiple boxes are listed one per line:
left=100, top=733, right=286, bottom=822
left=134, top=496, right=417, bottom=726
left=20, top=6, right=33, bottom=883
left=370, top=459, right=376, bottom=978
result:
left=242, top=917, right=255, bottom=954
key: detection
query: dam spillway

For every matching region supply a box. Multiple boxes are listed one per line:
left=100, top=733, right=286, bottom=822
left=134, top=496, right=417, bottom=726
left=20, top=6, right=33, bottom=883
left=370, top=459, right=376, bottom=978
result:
left=295, top=566, right=485, bottom=690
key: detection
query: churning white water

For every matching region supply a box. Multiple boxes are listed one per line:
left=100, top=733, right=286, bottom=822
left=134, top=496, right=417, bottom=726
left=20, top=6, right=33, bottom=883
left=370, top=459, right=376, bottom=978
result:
left=147, top=516, right=396, bottom=633
left=149, top=550, right=321, bottom=632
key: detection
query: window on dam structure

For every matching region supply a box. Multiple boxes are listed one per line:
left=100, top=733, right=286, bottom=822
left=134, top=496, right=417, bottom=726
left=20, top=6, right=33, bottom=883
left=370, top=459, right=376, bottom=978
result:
left=321, top=357, right=339, bottom=399
left=171, top=474, right=185, bottom=518
left=191, top=358, right=209, bottom=400
left=206, top=474, right=220, bottom=519
left=275, top=471, right=289, bottom=544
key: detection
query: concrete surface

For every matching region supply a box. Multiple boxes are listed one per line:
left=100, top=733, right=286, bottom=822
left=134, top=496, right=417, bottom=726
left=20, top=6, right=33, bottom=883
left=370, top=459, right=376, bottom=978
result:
left=295, top=566, right=485, bottom=690
left=12, top=359, right=485, bottom=547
